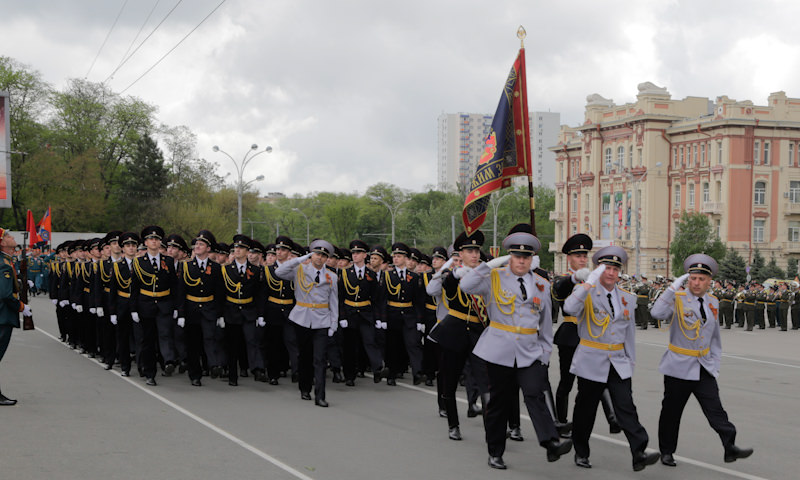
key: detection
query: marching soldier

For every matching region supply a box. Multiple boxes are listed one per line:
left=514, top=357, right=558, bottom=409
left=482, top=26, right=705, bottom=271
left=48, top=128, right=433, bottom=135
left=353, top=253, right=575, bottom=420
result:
left=460, top=231, right=572, bottom=469
left=777, top=283, right=791, bottom=331
left=635, top=277, right=652, bottom=329
left=264, top=236, right=296, bottom=384
left=650, top=254, right=753, bottom=466
left=717, top=281, right=736, bottom=329
left=563, top=246, right=658, bottom=471
left=108, top=232, right=139, bottom=377
left=96, top=231, right=123, bottom=370
left=174, top=230, right=225, bottom=386
left=337, top=239, right=385, bottom=386
left=792, top=283, right=800, bottom=329
left=129, top=226, right=177, bottom=386
left=49, top=243, right=68, bottom=342
left=276, top=239, right=339, bottom=407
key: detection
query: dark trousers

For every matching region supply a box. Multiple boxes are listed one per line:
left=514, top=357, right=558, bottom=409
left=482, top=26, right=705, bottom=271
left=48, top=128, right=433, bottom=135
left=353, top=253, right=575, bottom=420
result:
left=573, top=367, right=649, bottom=458
left=56, top=304, right=68, bottom=340
left=555, top=345, right=577, bottom=423
left=422, top=313, right=439, bottom=378
left=658, top=370, right=737, bottom=455
left=265, top=323, right=287, bottom=380
left=326, top=329, right=342, bottom=370
left=201, top=318, right=225, bottom=367
left=402, top=324, right=424, bottom=377
left=81, top=311, right=97, bottom=354
left=792, top=308, right=800, bottom=329
left=225, top=323, right=246, bottom=382
left=156, top=313, right=177, bottom=365
left=720, top=305, right=734, bottom=328
left=767, top=306, right=778, bottom=327
left=100, top=317, right=117, bottom=364
left=0, top=325, right=12, bottom=362
left=283, top=319, right=300, bottom=374
left=735, top=306, right=745, bottom=327
left=342, top=316, right=383, bottom=380
left=294, top=323, right=328, bottom=399
left=439, top=346, right=475, bottom=428
left=182, top=318, right=204, bottom=381
left=138, top=316, right=159, bottom=378
left=242, top=321, right=265, bottom=371
left=778, top=306, right=789, bottom=330
left=484, top=361, right=558, bottom=457
left=116, top=313, right=134, bottom=374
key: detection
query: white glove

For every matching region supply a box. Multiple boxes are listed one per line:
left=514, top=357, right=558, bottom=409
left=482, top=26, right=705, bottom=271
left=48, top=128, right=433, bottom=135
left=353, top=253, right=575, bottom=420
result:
left=375, top=320, right=382, bottom=329
left=90, top=307, right=96, bottom=314
left=573, top=268, right=591, bottom=283
left=586, top=264, right=606, bottom=285
left=59, top=300, right=69, bottom=307
left=328, top=326, right=336, bottom=337
left=256, top=317, right=266, bottom=327
left=27, top=280, right=34, bottom=288
left=487, top=255, right=511, bottom=269
left=96, top=307, right=104, bottom=318
left=131, top=312, right=140, bottom=323
left=71, top=303, right=77, bottom=310
left=22, top=304, right=32, bottom=317
left=530, top=255, right=540, bottom=272
left=75, top=305, right=83, bottom=313
left=173, top=310, right=178, bottom=319
left=671, top=273, right=690, bottom=291
left=216, top=317, right=225, bottom=328
left=52, top=299, right=58, bottom=305
left=339, top=319, right=348, bottom=328
left=416, top=323, right=425, bottom=332
left=177, top=317, right=185, bottom=328
left=453, top=266, right=473, bottom=279
left=110, top=314, right=118, bottom=325
left=380, top=321, right=388, bottom=329
left=432, top=258, right=455, bottom=279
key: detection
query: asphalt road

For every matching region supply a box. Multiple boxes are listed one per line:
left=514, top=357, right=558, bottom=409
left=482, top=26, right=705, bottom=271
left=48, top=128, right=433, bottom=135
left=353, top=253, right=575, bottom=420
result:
left=1, top=296, right=795, bottom=480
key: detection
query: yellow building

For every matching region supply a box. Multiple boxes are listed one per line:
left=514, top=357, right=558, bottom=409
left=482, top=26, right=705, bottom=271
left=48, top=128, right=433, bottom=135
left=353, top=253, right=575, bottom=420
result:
left=550, top=82, right=800, bottom=276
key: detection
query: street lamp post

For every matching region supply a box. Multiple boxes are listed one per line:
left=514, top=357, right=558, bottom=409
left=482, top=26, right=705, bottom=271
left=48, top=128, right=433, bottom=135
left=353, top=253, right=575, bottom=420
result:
left=371, top=197, right=406, bottom=244
left=292, top=208, right=310, bottom=245
left=212, top=144, right=272, bottom=234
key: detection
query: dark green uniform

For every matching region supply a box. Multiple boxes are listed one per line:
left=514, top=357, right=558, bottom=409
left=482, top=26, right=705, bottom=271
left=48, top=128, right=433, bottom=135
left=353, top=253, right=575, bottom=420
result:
left=717, top=286, right=735, bottom=328
left=777, top=287, right=791, bottom=331
left=634, top=283, right=651, bottom=329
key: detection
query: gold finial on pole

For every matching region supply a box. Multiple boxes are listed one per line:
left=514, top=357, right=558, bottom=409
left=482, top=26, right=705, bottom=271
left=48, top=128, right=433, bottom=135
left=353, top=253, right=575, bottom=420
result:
left=517, top=26, right=526, bottom=48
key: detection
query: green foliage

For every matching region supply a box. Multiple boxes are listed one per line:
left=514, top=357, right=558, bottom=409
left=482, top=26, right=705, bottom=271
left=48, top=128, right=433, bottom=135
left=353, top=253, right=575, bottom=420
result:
left=749, top=248, right=766, bottom=283
left=787, top=258, right=798, bottom=278
left=760, top=255, right=786, bottom=281
left=669, top=211, right=726, bottom=276
left=718, top=247, right=747, bottom=284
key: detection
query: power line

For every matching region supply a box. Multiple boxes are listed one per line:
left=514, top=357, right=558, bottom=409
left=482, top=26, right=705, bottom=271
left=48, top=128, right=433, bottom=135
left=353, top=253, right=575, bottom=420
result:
left=120, top=0, right=226, bottom=94
left=107, top=0, right=163, bottom=83
left=86, top=0, right=130, bottom=79
left=103, top=0, right=183, bottom=85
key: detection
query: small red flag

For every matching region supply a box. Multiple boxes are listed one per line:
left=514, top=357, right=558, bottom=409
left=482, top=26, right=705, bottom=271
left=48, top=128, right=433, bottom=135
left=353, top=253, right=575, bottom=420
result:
left=26, top=209, right=42, bottom=248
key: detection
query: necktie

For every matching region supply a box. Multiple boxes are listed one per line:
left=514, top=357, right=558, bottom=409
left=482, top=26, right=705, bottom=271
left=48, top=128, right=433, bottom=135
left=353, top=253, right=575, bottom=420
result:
left=358, top=269, right=363, bottom=280
left=240, top=265, right=245, bottom=275
left=698, top=297, right=707, bottom=322
left=607, top=293, right=615, bottom=318
left=152, top=257, right=158, bottom=270
left=518, top=278, right=527, bottom=301
left=314, top=270, right=320, bottom=284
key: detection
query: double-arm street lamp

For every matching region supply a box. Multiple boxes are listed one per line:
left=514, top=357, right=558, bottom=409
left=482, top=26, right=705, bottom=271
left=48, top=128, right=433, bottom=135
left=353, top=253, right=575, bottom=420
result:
left=371, top=196, right=407, bottom=244
left=212, top=144, right=272, bottom=234
left=292, top=208, right=310, bottom=245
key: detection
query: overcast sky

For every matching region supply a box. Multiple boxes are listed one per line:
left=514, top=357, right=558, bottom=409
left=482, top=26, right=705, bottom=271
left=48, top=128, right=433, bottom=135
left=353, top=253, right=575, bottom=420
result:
left=4, top=0, right=800, bottom=196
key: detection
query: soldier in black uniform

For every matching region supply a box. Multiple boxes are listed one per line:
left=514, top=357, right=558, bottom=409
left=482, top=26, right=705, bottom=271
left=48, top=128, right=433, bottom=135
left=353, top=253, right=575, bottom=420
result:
left=264, top=236, right=297, bottom=384
left=96, top=231, right=123, bottom=370
left=379, top=242, right=425, bottom=386
left=338, top=239, right=385, bottom=386
left=174, top=230, right=224, bottom=386
left=49, top=243, right=69, bottom=342
left=108, top=232, right=139, bottom=377
left=129, top=226, right=176, bottom=386
left=220, top=235, right=266, bottom=386
left=792, top=283, right=800, bottom=329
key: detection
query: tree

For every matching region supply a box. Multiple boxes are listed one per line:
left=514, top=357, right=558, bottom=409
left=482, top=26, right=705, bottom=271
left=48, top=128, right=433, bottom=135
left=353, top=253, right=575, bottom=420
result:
left=111, top=134, right=170, bottom=227
left=760, top=255, right=785, bottom=281
left=718, top=247, right=747, bottom=285
left=750, top=248, right=766, bottom=283
left=787, top=258, right=798, bottom=279
left=669, top=211, right=726, bottom=276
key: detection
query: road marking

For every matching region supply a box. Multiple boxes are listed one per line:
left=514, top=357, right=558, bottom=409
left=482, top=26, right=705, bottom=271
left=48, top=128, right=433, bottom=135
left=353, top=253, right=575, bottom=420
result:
left=640, top=341, right=800, bottom=369
left=35, top=326, right=315, bottom=480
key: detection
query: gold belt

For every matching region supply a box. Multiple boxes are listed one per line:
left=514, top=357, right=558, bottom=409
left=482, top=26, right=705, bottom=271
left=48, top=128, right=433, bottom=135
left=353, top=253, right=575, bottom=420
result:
left=345, top=299, right=371, bottom=308
left=227, top=296, right=253, bottom=304
left=268, top=296, right=293, bottom=305
left=388, top=301, right=412, bottom=308
left=580, top=338, right=624, bottom=351
left=117, top=291, right=130, bottom=298
left=489, top=321, right=538, bottom=335
left=447, top=309, right=482, bottom=323
left=104, top=287, right=110, bottom=293
left=563, top=316, right=577, bottom=324
left=141, top=289, right=170, bottom=297
left=743, top=302, right=754, bottom=305
left=425, top=303, right=437, bottom=311
left=187, top=295, right=214, bottom=303
left=83, top=287, right=90, bottom=293
left=668, top=343, right=709, bottom=357
left=637, top=295, right=648, bottom=298
left=296, top=301, right=328, bottom=309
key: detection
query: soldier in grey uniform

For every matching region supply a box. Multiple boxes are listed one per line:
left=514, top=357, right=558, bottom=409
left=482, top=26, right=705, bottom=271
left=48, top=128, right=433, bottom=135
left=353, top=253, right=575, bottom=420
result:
left=650, top=254, right=753, bottom=467
left=563, top=246, right=658, bottom=471
left=460, top=231, right=572, bottom=470
left=276, top=239, right=339, bottom=407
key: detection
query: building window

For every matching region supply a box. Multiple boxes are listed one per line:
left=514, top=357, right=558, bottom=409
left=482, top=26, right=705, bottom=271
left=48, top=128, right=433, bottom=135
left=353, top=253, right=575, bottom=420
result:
left=718, top=142, right=723, bottom=164
left=572, top=192, right=578, bottom=212
left=716, top=180, right=722, bottom=202
left=628, top=145, right=634, bottom=168
left=559, top=194, right=564, bottom=212
left=688, top=183, right=695, bottom=207
left=790, top=221, right=800, bottom=242
left=605, top=148, right=612, bottom=173
left=617, top=146, right=625, bottom=169
left=585, top=193, right=590, bottom=211
left=693, top=145, right=698, bottom=166
left=754, top=141, right=760, bottom=164
left=674, top=184, right=681, bottom=208
left=637, top=148, right=643, bottom=166
left=700, top=144, right=706, bottom=166
left=715, top=219, right=721, bottom=238
left=754, top=181, right=766, bottom=205
left=790, top=143, right=795, bottom=166
left=680, top=146, right=684, bottom=166
left=753, top=219, right=765, bottom=243
left=790, top=181, right=800, bottom=203
left=702, top=182, right=710, bottom=203
left=673, top=147, right=678, bottom=167
left=764, top=142, right=770, bottom=165
left=602, top=195, right=610, bottom=213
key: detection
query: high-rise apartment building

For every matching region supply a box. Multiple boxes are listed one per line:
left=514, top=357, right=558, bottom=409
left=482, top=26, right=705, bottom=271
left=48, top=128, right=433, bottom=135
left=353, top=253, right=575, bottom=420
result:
left=437, top=111, right=559, bottom=192
left=550, top=82, right=800, bottom=275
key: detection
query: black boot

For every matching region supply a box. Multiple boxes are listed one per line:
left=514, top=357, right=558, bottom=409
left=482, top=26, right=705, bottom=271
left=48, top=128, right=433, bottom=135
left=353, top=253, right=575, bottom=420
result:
left=544, top=388, right=572, bottom=437
left=600, top=389, right=621, bottom=433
